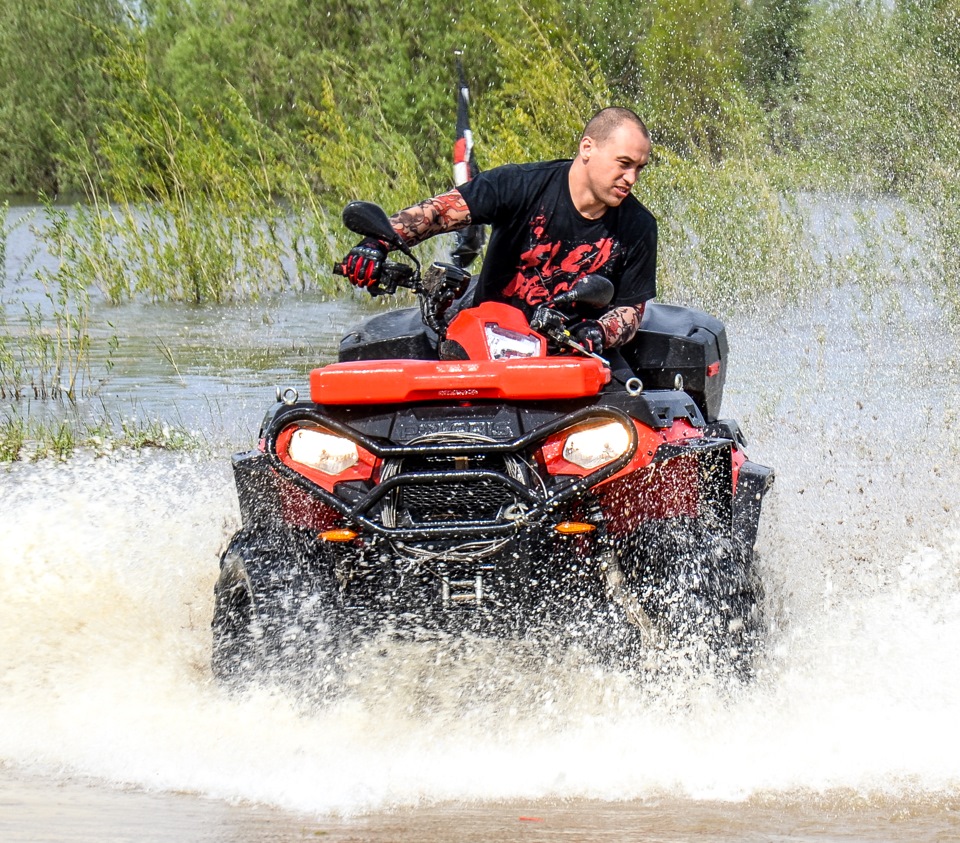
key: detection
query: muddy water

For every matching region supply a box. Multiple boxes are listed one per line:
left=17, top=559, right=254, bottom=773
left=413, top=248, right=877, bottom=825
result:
left=3, top=206, right=960, bottom=839
left=5, top=767, right=959, bottom=843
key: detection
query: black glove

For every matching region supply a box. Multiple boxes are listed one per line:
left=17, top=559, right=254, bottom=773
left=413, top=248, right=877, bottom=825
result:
left=339, top=237, right=390, bottom=288
left=570, top=319, right=606, bottom=355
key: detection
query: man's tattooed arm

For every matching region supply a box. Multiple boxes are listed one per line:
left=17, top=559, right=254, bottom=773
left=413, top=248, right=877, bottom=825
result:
left=599, top=303, right=646, bottom=348
left=389, top=189, right=472, bottom=246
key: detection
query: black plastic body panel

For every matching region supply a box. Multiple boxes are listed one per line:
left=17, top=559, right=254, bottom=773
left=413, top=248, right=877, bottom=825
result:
left=339, top=306, right=438, bottom=362
left=621, top=302, right=728, bottom=422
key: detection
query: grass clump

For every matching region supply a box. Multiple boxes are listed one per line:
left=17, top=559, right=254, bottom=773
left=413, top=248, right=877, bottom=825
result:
left=1, top=202, right=117, bottom=403
left=68, top=31, right=327, bottom=305
left=0, top=406, right=203, bottom=463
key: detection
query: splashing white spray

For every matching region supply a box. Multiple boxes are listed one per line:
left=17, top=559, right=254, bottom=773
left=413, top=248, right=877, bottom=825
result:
left=2, top=277, right=960, bottom=815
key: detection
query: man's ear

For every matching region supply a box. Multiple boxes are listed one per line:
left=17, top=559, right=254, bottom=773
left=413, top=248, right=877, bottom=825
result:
left=579, top=136, right=594, bottom=162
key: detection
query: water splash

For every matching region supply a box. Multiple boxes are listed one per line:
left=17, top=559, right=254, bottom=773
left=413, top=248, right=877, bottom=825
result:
left=3, top=274, right=960, bottom=814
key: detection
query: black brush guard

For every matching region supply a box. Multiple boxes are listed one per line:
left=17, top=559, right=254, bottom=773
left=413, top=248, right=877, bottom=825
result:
left=234, top=402, right=739, bottom=543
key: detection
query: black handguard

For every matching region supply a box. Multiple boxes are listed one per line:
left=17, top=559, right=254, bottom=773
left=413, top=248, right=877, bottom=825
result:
left=530, top=304, right=566, bottom=335
left=421, top=262, right=470, bottom=300
left=417, top=262, right=471, bottom=332
left=368, top=260, right=416, bottom=296
left=530, top=304, right=609, bottom=362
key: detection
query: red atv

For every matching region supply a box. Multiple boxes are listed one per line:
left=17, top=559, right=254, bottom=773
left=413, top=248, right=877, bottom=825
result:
left=212, top=203, right=774, bottom=684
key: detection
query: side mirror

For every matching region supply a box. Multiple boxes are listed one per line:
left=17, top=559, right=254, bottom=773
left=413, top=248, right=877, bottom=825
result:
left=341, top=201, right=412, bottom=256
left=551, top=274, right=614, bottom=309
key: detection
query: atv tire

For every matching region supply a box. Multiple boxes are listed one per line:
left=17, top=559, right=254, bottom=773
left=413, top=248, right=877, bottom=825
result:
left=212, top=528, right=344, bottom=690
left=211, top=530, right=272, bottom=685
left=628, top=518, right=764, bottom=677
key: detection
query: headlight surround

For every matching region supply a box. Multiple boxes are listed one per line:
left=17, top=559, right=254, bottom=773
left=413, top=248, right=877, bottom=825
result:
left=287, top=428, right=359, bottom=474
left=561, top=421, right=632, bottom=470
left=484, top=324, right=542, bottom=359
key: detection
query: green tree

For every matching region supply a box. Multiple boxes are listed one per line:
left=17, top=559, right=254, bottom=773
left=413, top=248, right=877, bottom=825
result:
left=741, top=0, right=809, bottom=110
left=0, top=0, right=128, bottom=195
left=793, top=0, right=960, bottom=190
left=629, top=0, right=764, bottom=160
left=139, top=0, right=494, bottom=191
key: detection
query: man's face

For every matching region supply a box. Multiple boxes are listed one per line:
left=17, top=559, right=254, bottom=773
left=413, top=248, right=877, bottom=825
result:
left=580, top=123, right=651, bottom=208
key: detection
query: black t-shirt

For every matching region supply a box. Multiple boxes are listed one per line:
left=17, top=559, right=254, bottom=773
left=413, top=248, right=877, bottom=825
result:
left=457, top=159, right=657, bottom=318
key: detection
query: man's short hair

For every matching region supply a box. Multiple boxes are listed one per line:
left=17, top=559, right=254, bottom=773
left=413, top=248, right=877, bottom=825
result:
left=582, top=107, right=650, bottom=145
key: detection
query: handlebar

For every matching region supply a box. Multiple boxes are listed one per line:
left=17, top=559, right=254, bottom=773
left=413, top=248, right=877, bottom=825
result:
left=333, top=244, right=606, bottom=363
left=332, top=259, right=417, bottom=297
left=373, top=261, right=418, bottom=296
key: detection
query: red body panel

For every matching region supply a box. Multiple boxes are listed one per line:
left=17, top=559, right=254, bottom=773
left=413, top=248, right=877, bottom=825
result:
left=275, top=424, right=377, bottom=492
left=277, top=481, right=343, bottom=531
left=541, top=418, right=704, bottom=480
left=445, top=301, right=546, bottom=359
left=541, top=417, right=716, bottom=532
left=311, top=357, right=610, bottom=404
left=310, top=300, right=612, bottom=404
left=595, top=457, right=701, bottom=533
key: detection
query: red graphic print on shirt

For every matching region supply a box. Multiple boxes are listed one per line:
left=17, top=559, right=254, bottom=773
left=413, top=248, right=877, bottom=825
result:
left=502, top=215, right=618, bottom=306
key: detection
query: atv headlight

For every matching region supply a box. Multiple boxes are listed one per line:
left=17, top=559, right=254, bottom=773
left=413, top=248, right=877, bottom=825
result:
left=484, top=324, right=541, bottom=359
left=562, top=421, right=632, bottom=470
left=287, top=428, right=359, bottom=474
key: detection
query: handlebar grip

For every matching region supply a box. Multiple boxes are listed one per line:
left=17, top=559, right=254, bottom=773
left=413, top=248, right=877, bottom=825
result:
left=380, top=261, right=416, bottom=290
left=332, top=260, right=388, bottom=298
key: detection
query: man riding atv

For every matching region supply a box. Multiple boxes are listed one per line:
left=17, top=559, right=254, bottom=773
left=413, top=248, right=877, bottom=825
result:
left=207, top=104, right=774, bottom=688
left=339, top=106, right=657, bottom=374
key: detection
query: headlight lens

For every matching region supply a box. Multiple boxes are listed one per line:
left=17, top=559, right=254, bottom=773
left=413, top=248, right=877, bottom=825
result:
left=287, top=428, right=359, bottom=474
left=562, top=421, right=632, bottom=469
left=484, top=324, right=541, bottom=359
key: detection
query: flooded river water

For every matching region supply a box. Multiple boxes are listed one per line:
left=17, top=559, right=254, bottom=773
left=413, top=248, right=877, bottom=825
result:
left=2, top=204, right=960, bottom=840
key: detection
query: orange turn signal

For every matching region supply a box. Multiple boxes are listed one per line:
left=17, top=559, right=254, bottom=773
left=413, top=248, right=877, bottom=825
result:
left=553, top=521, right=597, bottom=535
left=319, top=528, right=359, bottom=542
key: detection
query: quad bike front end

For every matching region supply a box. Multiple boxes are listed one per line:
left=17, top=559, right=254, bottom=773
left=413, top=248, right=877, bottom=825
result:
left=214, top=348, right=772, bottom=682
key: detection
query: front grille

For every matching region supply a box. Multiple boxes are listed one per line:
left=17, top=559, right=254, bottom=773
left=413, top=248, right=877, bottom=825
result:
left=400, top=477, right=517, bottom=523
left=380, top=448, right=530, bottom=529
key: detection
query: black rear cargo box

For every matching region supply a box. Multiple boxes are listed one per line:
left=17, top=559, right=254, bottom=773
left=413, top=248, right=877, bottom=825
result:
left=620, top=303, right=728, bottom=422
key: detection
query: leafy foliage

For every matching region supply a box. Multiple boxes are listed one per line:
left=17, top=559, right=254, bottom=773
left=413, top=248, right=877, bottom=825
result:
left=631, top=0, right=765, bottom=160
left=0, top=0, right=957, bottom=463
left=471, top=0, right=611, bottom=166
left=0, top=0, right=956, bottom=315
left=0, top=0, right=127, bottom=195
left=741, top=0, right=809, bottom=111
